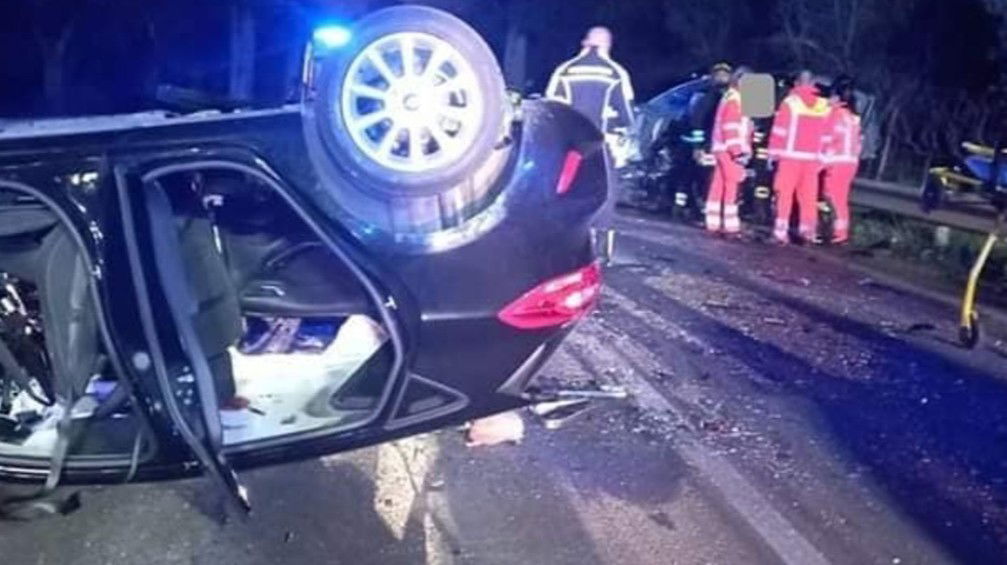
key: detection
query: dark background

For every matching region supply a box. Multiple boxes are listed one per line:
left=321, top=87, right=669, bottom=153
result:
left=0, top=0, right=1005, bottom=181
left=1, top=0, right=1003, bottom=113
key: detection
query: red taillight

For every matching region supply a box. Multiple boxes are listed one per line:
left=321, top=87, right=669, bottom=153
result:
left=498, top=262, right=602, bottom=330
left=555, top=150, right=583, bottom=195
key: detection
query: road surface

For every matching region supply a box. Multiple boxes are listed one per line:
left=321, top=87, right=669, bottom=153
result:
left=3, top=212, right=1007, bottom=565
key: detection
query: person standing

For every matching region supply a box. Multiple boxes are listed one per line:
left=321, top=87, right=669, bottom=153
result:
left=687, top=63, right=734, bottom=148
left=823, top=76, right=862, bottom=244
left=767, top=70, right=831, bottom=244
left=677, top=62, right=733, bottom=222
left=546, top=26, right=635, bottom=263
left=706, top=67, right=752, bottom=236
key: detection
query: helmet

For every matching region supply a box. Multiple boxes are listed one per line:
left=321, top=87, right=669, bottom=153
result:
left=711, top=62, right=733, bottom=74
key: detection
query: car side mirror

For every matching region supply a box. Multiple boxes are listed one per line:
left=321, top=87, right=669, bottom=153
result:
left=740, top=74, right=776, bottom=119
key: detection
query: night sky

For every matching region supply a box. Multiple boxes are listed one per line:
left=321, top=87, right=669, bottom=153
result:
left=0, top=0, right=1001, bottom=117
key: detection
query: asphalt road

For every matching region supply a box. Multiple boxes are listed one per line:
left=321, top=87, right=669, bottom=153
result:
left=3, top=212, right=1007, bottom=565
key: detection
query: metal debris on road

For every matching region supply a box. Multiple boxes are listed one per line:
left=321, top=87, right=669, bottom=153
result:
left=760, top=271, right=812, bottom=287
left=531, top=398, right=593, bottom=430
left=703, top=300, right=740, bottom=310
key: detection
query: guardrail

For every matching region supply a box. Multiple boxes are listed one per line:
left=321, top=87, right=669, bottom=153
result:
left=621, top=162, right=996, bottom=233
left=851, top=177, right=996, bottom=234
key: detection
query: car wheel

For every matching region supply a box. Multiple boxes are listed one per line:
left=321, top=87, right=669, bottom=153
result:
left=312, top=6, right=507, bottom=197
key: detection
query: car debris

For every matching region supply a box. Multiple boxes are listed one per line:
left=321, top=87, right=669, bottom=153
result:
left=703, top=300, right=740, bottom=310
left=760, top=271, right=811, bottom=287
left=529, top=384, right=629, bottom=430
left=465, top=412, right=525, bottom=447
left=905, top=322, right=937, bottom=334
left=530, top=398, right=592, bottom=430
left=523, top=384, right=629, bottom=403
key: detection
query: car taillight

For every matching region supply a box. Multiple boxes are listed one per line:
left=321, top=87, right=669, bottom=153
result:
left=498, top=262, right=602, bottom=330
left=555, top=150, right=583, bottom=195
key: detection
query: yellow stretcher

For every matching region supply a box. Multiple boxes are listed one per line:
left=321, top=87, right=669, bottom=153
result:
left=925, top=142, right=1007, bottom=348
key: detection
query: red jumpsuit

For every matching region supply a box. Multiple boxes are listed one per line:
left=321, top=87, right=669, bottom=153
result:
left=768, top=86, right=831, bottom=243
left=706, top=87, right=751, bottom=234
left=823, top=103, right=862, bottom=243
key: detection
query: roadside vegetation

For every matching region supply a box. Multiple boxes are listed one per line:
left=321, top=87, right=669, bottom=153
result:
left=851, top=209, right=1007, bottom=303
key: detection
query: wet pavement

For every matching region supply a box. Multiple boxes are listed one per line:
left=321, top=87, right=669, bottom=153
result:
left=3, top=212, right=1007, bottom=564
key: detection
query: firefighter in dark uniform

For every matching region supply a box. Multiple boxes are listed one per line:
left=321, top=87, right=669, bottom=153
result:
left=546, top=26, right=635, bottom=264
left=677, top=62, right=733, bottom=222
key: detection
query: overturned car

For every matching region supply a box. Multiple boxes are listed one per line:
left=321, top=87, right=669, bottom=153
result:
left=0, top=6, right=607, bottom=516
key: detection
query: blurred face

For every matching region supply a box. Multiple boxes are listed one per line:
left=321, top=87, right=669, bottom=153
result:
left=712, top=70, right=731, bottom=86
left=796, top=71, right=814, bottom=87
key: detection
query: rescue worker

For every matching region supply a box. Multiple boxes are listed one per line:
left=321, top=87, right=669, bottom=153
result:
left=546, top=26, right=635, bottom=263
left=706, top=66, right=752, bottom=236
left=767, top=70, right=831, bottom=244
left=823, top=76, right=862, bottom=244
left=677, top=62, right=733, bottom=221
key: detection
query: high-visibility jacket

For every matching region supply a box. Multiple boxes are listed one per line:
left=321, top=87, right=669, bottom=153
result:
left=546, top=47, right=635, bottom=136
left=710, top=87, right=752, bottom=157
left=823, top=104, right=863, bottom=165
left=768, top=86, right=831, bottom=162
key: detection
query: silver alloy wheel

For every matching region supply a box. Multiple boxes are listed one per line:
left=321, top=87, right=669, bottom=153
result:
left=339, top=31, right=484, bottom=173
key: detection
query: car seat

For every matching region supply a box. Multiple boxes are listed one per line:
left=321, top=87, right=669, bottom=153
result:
left=206, top=176, right=374, bottom=318
left=174, top=212, right=242, bottom=404
left=0, top=207, right=99, bottom=403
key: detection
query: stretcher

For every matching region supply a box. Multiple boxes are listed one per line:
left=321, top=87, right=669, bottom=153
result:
left=923, top=141, right=1007, bottom=348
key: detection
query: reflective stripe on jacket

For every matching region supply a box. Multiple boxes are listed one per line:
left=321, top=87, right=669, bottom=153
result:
left=546, top=47, right=635, bottom=136
left=823, top=104, right=863, bottom=165
left=768, top=88, right=831, bottom=161
left=710, top=88, right=752, bottom=156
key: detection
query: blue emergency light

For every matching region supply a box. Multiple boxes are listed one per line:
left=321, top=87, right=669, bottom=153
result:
left=313, top=25, right=353, bottom=48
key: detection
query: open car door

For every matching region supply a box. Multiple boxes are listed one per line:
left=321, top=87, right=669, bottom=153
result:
left=120, top=173, right=250, bottom=512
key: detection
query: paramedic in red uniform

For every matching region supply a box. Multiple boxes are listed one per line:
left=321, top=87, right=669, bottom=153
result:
left=767, top=70, right=831, bottom=244
left=706, top=67, right=752, bottom=235
left=823, top=76, right=862, bottom=244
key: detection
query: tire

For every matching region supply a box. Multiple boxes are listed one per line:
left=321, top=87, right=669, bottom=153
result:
left=312, top=6, right=506, bottom=197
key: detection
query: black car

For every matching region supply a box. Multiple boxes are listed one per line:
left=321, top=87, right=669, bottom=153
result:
left=0, top=6, right=607, bottom=515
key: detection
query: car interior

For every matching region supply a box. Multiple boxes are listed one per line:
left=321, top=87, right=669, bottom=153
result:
left=150, top=170, right=394, bottom=446
left=0, top=172, right=394, bottom=459
left=0, top=189, right=142, bottom=458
